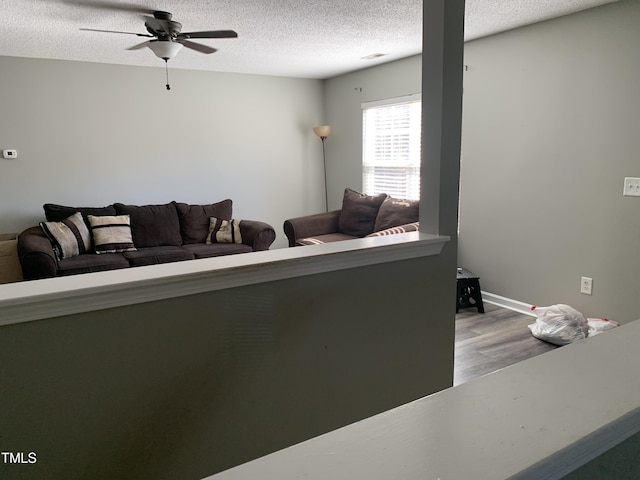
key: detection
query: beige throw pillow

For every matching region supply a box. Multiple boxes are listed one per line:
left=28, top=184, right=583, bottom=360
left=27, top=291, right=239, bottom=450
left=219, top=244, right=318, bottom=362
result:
left=87, top=215, right=137, bottom=254
left=40, top=212, right=92, bottom=260
left=206, top=217, right=243, bottom=244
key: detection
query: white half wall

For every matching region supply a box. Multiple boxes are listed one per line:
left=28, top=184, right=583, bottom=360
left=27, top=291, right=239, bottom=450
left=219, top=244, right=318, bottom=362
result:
left=0, top=56, right=325, bottom=248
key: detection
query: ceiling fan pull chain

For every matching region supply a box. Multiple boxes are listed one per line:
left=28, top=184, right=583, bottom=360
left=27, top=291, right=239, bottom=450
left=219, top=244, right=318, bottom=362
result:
left=165, top=59, right=171, bottom=90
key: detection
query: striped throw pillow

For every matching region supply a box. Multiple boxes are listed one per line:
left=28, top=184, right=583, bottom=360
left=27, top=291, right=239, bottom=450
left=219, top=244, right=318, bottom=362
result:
left=297, top=237, right=326, bottom=246
left=87, top=215, right=136, bottom=254
left=40, top=212, right=92, bottom=260
left=366, top=222, right=420, bottom=237
left=206, top=217, right=243, bottom=244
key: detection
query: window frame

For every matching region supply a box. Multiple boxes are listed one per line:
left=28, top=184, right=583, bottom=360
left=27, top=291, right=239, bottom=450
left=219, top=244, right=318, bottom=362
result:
left=361, top=93, right=422, bottom=201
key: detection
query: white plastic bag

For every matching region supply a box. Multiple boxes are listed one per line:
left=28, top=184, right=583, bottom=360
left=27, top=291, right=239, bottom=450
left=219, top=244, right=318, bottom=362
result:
left=528, top=304, right=589, bottom=346
left=587, top=317, right=620, bottom=337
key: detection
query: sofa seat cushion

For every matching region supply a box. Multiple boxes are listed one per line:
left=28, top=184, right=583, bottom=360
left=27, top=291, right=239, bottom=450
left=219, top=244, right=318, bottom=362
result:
left=296, top=233, right=358, bottom=246
left=122, top=246, right=195, bottom=267
left=114, top=203, right=182, bottom=248
left=57, top=253, right=130, bottom=276
left=174, top=200, right=233, bottom=244
left=182, top=243, right=252, bottom=259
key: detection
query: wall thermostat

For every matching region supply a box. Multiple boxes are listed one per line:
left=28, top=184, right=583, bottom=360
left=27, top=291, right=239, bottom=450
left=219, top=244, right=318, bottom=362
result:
left=3, top=149, right=17, bottom=159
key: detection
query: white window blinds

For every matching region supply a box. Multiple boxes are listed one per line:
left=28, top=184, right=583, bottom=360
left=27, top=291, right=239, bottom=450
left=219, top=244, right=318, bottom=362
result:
left=362, top=94, right=421, bottom=200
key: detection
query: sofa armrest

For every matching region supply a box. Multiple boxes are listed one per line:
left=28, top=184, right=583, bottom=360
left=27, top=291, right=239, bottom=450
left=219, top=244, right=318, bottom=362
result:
left=239, top=220, right=276, bottom=251
left=283, top=210, right=342, bottom=247
left=17, top=226, right=58, bottom=280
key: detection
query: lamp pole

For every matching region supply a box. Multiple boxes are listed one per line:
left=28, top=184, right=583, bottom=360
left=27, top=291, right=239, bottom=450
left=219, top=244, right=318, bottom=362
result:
left=313, top=125, right=332, bottom=211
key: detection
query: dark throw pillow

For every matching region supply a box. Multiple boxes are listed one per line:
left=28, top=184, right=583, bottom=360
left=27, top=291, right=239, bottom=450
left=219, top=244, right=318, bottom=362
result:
left=114, top=203, right=182, bottom=248
left=373, top=197, right=420, bottom=232
left=174, top=200, right=233, bottom=244
left=338, top=188, right=387, bottom=237
left=43, top=203, right=117, bottom=224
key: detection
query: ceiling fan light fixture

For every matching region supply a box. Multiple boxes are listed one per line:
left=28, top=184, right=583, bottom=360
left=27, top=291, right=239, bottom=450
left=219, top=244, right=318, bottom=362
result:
left=148, top=40, right=183, bottom=60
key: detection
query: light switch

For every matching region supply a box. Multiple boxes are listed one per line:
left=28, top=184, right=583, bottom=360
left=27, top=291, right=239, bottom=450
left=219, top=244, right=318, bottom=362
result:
left=623, top=177, right=640, bottom=197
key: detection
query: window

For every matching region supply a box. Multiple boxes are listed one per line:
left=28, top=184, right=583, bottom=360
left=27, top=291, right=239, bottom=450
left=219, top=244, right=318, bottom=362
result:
left=362, top=94, right=421, bottom=200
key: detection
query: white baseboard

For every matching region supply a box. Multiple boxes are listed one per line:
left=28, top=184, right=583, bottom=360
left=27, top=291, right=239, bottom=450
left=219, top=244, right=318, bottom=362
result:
left=482, top=291, right=536, bottom=317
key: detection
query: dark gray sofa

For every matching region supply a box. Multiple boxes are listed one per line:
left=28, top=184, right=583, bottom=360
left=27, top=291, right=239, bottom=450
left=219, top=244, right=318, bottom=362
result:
left=18, top=200, right=276, bottom=280
left=283, top=188, right=420, bottom=247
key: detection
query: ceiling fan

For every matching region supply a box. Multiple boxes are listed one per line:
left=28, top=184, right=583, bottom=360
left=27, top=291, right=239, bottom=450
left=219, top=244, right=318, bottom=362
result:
left=81, top=10, right=238, bottom=89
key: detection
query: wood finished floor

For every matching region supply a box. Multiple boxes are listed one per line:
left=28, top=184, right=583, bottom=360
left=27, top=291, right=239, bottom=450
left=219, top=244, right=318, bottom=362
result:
left=454, top=303, right=558, bottom=386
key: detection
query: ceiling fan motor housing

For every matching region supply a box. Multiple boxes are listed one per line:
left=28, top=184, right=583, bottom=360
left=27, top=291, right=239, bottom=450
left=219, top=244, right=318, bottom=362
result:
left=146, top=11, right=183, bottom=38
left=153, top=11, right=172, bottom=21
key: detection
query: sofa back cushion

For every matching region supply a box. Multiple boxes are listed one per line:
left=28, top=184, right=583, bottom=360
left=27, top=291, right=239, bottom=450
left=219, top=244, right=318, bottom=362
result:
left=338, top=188, right=387, bottom=237
left=174, top=200, right=233, bottom=244
left=113, top=202, right=182, bottom=248
left=44, top=203, right=116, bottom=225
left=374, top=197, right=420, bottom=232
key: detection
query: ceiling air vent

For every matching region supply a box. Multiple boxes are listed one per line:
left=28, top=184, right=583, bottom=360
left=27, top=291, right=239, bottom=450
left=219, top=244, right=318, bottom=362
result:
left=361, top=53, right=387, bottom=60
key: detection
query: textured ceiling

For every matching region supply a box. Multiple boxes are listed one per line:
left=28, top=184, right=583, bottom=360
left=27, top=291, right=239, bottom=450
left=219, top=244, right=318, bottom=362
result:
left=0, top=0, right=618, bottom=79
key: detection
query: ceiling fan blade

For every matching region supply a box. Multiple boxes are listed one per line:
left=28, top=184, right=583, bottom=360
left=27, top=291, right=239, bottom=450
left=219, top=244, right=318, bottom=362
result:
left=80, top=28, right=153, bottom=37
left=177, top=40, right=218, bottom=54
left=62, top=0, right=155, bottom=14
left=178, top=30, right=238, bottom=39
left=126, top=40, right=152, bottom=51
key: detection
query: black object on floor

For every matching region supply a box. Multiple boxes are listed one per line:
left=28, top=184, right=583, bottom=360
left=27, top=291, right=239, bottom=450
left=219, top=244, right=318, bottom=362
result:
left=456, top=267, right=485, bottom=313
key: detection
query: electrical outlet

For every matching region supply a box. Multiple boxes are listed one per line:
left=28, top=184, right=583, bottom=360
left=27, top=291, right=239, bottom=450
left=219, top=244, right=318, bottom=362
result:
left=580, top=276, right=593, bottom=295
left=623, top=177, right=640, bottom=196
left=2, top=149, right=17, bottom=159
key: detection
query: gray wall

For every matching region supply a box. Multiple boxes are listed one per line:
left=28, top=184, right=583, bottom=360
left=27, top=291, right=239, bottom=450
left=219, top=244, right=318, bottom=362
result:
left=459, top=0, right=640, bottom=323
left=0, top=56, right=326, bottom=248
left=323, top=55, right=422, bottom=210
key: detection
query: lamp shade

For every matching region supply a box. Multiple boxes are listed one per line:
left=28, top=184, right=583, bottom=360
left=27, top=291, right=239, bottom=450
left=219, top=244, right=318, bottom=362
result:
left=313, top=125, right=332, bottom=138
left=148, top=40, right=183, bottom=60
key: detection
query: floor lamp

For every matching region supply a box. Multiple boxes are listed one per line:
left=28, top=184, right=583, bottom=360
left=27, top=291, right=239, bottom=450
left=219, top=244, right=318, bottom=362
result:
left=313, top=125, right=332, bottom=211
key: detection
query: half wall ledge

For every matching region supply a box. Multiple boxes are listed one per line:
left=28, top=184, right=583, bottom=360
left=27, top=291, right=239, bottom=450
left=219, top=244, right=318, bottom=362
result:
left=0, top=232, right=449, bottom=326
